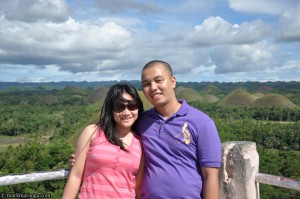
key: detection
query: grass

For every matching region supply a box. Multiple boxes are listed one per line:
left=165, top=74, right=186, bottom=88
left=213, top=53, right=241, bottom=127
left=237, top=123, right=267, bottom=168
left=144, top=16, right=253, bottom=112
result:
left=0, top=135, right=26, bottom=152
left=0, top=134, right=53, bottom=153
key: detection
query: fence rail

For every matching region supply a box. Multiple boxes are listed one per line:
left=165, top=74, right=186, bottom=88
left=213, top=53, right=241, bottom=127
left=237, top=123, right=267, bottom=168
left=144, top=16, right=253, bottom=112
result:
left=0, top=169, right=70, bottom=186
left=255, top=173, right=300, bottom=191
left=0, top=169, right=299, bottom=191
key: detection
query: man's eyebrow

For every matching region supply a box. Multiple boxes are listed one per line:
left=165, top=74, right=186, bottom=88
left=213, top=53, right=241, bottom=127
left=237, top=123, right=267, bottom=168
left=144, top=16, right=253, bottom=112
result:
left=142, top=75, right=163, bottom=82
left=153, top=75, right=163, bottom=79
left=142, top=75, right=163, bottom=84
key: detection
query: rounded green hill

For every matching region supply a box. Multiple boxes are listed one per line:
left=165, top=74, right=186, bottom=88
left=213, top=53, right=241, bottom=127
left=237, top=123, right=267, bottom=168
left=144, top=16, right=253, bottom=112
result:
left=84, top=86, right=108, bottom=103
left=219, top=88, right=257, bottom=106
left=253, top=94, right=296, bottom=108
left=201, top=85, right=222, bottom=95
left=176, top=87, right=203, bottom=103
left=203, top=95, right=220, bottom=103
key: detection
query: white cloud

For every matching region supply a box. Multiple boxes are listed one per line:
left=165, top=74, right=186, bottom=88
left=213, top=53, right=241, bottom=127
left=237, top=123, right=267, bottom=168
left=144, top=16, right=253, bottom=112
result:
left=0, top=0, right=70, bottom=22
left=278, top=3, right=300, bottom=41
left=210, top=42, right=276, bottom=73
left=229, top=0, right=299, bottom=15
left=0, top=17, right=132, bottom=73
left=190, top=17, right=272, bottom=46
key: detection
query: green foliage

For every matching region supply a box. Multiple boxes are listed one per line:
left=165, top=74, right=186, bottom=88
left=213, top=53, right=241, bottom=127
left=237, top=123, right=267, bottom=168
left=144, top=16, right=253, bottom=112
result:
left=0, top=140, right=73, bottom=195
left=0, top=103, right=98, bottom=137
left=0, top=88, right=100, bottom=197
left=0, top=82, right=299, bottom=198
left=215, top=119, right=300, bottom=151
left=258, top=148, right=300, bottom=199
left=0, top=140, right=74, bottom=174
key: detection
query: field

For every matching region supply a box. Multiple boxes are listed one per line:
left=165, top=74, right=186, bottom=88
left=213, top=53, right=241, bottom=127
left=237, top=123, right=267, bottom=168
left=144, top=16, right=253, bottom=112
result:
left=0, top=135, right=25, bottom=152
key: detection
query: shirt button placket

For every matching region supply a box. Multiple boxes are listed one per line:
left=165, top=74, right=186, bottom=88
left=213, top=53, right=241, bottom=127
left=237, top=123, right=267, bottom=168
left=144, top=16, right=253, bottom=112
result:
left=159, top=121, right=165, bottom=136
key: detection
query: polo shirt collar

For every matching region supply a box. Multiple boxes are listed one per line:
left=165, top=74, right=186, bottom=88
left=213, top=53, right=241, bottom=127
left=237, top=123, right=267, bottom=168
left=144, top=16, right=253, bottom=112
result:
left=148, top=99, right=189, bottom=118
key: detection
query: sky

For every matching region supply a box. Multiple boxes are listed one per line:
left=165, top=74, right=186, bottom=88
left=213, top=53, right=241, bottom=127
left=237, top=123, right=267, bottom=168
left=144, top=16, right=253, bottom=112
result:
left=0, top=0, right=299, bottom=83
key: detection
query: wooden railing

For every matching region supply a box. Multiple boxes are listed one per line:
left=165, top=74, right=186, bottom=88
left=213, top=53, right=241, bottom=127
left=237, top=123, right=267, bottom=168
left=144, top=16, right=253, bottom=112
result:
left=0, top=142, right=299, bottom=198
left=219, top=141, right=300, bottom=199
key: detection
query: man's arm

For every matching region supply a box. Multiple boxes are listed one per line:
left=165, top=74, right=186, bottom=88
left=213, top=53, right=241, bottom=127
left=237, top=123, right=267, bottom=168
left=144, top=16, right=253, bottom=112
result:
left=201, top=167, right=219, bottom=199
left=69, top=153, right=75, bottom=166
left=135, top=154, right=144, bottom=199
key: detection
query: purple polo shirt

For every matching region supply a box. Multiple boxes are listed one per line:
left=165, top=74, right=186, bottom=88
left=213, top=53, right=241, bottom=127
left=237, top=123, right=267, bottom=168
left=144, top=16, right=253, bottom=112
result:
left=137, top=100, right=221, bottom=199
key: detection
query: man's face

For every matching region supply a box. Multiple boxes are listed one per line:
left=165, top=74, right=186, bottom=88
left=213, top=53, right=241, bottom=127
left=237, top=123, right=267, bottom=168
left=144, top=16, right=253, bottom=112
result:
left=141, top=64, right=176, bottom=107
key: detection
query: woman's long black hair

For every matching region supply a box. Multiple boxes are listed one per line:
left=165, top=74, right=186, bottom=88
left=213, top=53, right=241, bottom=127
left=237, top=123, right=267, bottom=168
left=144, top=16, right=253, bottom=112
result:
left=96, top=83, right=144, bottom=150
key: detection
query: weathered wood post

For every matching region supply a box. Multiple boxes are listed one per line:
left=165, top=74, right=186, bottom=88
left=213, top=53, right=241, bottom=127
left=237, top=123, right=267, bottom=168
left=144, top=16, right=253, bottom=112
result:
left=219, top=141, right=259, bottom=199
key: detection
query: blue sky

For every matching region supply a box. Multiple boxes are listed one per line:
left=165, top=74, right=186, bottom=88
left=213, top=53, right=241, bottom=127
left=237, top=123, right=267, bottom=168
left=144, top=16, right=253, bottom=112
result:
left=0, top=0, right=299, bottom=82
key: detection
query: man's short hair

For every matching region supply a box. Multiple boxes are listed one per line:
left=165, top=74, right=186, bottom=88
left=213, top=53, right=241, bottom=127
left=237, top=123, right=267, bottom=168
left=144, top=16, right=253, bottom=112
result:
left=142, top=60, right=173, bottom=77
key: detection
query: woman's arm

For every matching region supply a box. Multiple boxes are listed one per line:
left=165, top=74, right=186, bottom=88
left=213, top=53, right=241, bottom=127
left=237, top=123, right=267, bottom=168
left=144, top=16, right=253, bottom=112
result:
left=62, top=125, right=97, bottom=199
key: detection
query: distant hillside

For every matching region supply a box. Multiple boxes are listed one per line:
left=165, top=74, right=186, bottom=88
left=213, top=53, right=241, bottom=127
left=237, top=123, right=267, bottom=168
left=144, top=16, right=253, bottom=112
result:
left=62, top=86, right=85, bottom=94
left=0, top=80, right=141, bottom=91
left=218, top=89, right=297, bottom=108
left=175, top=86, right=186, bottom=95
left=138, top=91, right=153, bottom=111
left=1, top=81, right=299, bottom=92
left=201, top=85, right=222, bottom=95
left=84, top=86, right=108, bottom=103
left=175, top=87, right=203, bottom=103
left=253, top=93, right=265, bottom=98
left=219, top=88, right=257, bottom=106
left=203, top=95, right=220, bottom=103
left=253, top=94, right=296, bottom=108
left=257, top=85, right=272, bottom=94
left=1, top=81, right=299, bottom=106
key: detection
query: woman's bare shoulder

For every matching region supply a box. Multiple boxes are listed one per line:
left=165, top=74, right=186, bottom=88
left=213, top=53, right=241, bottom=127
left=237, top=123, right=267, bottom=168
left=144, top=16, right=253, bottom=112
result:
left=84, top=124, right=98, bottom=132
left=79, top=124, right=99, bottom=140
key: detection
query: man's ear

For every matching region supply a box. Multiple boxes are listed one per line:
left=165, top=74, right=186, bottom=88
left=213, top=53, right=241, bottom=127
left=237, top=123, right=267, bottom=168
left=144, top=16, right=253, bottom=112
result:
left=171, top=76, right=176, bottom=89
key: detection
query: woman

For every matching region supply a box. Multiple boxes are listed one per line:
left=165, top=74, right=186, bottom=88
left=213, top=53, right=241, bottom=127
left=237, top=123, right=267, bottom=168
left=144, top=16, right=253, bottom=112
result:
left=63, top=83, right=144, bottom=199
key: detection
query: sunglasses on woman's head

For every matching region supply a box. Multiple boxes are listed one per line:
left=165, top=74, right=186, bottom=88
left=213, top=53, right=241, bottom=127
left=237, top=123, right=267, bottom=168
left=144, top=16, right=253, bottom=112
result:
left=113, top=100, right=139, bottom=113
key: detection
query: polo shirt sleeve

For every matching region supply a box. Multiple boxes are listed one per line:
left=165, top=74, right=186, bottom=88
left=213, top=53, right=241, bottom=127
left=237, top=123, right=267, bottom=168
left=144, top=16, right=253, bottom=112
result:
left=196, top=118, right=222, bottom=168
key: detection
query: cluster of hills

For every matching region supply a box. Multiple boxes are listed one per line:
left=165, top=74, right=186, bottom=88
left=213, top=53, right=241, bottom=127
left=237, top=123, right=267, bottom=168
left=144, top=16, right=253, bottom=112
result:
left=176, top=86, right=296, bottom=108
left=0, top=81, right=299, bottom=108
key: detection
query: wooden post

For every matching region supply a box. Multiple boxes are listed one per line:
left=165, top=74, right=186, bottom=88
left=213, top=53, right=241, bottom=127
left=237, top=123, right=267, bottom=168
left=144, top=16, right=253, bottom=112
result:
left=219, top=141, right=259, bottom=199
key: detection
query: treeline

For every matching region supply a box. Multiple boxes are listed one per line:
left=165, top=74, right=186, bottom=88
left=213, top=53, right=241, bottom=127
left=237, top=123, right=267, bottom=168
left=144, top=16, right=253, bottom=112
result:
left=0, top=87, right=299, bottom=198
left=0, top=103, right=96, bottom=137
left=1, top=80, right=299, bottom=93
left=194, top=103, right=300, bottom=121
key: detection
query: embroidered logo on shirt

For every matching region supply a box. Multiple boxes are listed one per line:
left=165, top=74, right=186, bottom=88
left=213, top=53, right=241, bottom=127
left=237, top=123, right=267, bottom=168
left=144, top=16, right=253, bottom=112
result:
left=175, top=122, right=191, bottom=145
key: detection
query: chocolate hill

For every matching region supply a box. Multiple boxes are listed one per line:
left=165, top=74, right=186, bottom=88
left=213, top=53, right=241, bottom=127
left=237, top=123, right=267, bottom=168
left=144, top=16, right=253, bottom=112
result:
left=84, top=86, right=108, bottom=103
left=253, top=94, right=296, bottom=108
left=175, top=86, right=203, bottom=103
left=218, top=88, right=257, bottom=106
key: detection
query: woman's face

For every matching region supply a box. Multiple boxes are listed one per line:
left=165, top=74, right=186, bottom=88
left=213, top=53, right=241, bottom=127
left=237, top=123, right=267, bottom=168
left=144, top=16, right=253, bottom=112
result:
left=113, top=92, right=139, bottom=131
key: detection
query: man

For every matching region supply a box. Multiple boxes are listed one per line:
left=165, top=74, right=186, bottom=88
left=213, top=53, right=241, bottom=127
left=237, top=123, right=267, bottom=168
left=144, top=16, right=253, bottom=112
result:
left=70, top=60, right=222, bottom=198
left=137, top=60, right=221, bottom=198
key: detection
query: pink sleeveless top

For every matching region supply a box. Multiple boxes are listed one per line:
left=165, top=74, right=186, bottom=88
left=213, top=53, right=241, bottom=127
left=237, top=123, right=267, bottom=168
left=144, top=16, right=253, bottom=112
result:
left=78, top=128, right=142, bottom=199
